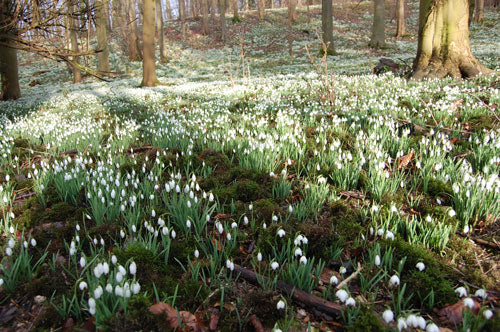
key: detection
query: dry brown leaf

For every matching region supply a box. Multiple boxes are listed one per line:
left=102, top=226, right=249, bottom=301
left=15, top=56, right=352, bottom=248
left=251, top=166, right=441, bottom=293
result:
left=208, top=312, right=220, bottom=331
left=397, top=152, right=414, bottom=170
left=149, top=302, right=207, bottom=332
left=211, top=238, right=223, bottom=251
left=214, top=213, right=232, bottom=220
left=436, top=299, right=480, bottom=324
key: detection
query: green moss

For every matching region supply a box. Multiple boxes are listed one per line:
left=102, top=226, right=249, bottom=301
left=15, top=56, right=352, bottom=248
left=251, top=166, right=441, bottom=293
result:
left=425, top=178, right=453, bottom=203
left=484, top=314, right=500, bottom=332
left=24, top=266, right=69, bottom=298
left=253, top=199, right=280, bottom=222
left=169, top=238, right=197, bottom=266
left=347, top=307, right=385, bottom=332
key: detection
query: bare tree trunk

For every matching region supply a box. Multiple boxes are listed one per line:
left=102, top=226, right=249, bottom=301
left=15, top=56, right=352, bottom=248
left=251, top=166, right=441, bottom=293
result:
left=245, top=0, right=249, bottom=11
left=142, top=0, right=158, bottom=86
left=105, top=0, right=111, bottom=33
left=412, top=0, right=492, bottom=79
left=190, top=0, right=196, bottom=17
left=0, top=1, right=21, bottom=100
left=369, top=0, right=386, bottom=48
left=321, top=0, right=334, bottom=53
left=156, top=0, right=167, bottom=62
left=232, top=0, right=239, bottom=20
left=474, top=0, right=484, bottom=22
left=165, top=0, right=172, bottom=19
left=395, top=0, right=405, bottom=37
left=179, top=0, right=187, bottom=35
left=69, top=1, right=82, bottom=83
left=202, top=0, right=209, bottom=34
left=219, top=0, right=226, bottom=40
left=96, top=0, right=111, bottom=73
left=211, top=0, right=217, bottom=23
left=257, top=0, right=265, bottom=20
left=128, top=0, right=140, bottom=60
left=288, top=0, right=297, bottom=22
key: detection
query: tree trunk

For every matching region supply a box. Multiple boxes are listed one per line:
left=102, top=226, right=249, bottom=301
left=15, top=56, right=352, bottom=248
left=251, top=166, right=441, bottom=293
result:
left=156, top=0, right=167, bottom=62
left=369, top=0, right=385, bottom=48
left=321, top=0, right=334, bottom=53
left=468, top=0, right=475, bottom=25
left=128, top=0, right=140, bottom=60
left=232, top=0, right=239, bottom=20
left=69, top=2, right=82, bottom=83
left=105, top=1, right=112, bottom=33
left=412, top=0, right=492, bottom=79
left=395, top=0, right=405, bottom=37
left=257, top=0, right=265, bottom=20
left=202, top=0, right=209, bottom=34
left=288, top=0, right=297, bottom=22
left=245, top=0, right=249, bottom=11
left=0, top=1, right=21, bottom=100
left=474, top=0, right=484, bottom=22
left=219, top=0, right=226, bottom=40
left=165, top=0, right=173, bottom=19
left=211, top=0, right=217, bottom=23
left=96, top=0, right=110, bottom=73
left=179, top=0, right=187, bottom=36
left=142, top=0, right=158, bottom=86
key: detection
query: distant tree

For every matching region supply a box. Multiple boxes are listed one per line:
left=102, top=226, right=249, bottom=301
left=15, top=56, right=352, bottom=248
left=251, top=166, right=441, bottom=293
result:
left=96, top=0, right=110, bottom=73
left=288, top=0, right=297, bottom=22
left=0, top=1, right=21, bottom=100
left=257, top=0, right=265, bottom=20
left=69, top=1, right=82, bottom=83
left=156, top=0, right=167, bottom=62
left=474, top=0, right=484, bottom=22
left=395, top=0, right=405, bottom=38
left=126, top=0, right=140, bottom=60
left=369, top=0, right=385, bottom=48
left=232, top=0, right=239, bottom=20
left=202, top=0, right=209, bottom=34
left=219, top=0, right=227, bottom=40
left=165, top=0, right=173, bottom=20
left=321, top=0, right=334, bottom=53
left=142, top=0, right=158, bottom=86
left=412, top=0, right=492, bottom=79
left=179, top=0, right=186, bottom=35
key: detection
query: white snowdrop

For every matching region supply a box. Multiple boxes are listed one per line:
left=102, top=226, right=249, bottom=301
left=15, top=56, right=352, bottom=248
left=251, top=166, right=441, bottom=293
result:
left=277, top=229, right=285, bottom=237
left=271, top=261, right=279, bottom=270
left=79, top=281, right=88, bottom=290
left=374, top=255, right=381, bottom=266
left=483, top=309, right=493, bottom=320
left=345, top=297, right=356, bottom=306
left=335, top=289, right=348, bottom=302
left=299, top=256, right=307, bottom=264
left=426, top=323, right=439, bottom=332
left=474, top=289, right=487, bottom=299
left=329, top=275, right=338, bottom=285
left=382, top=309, right=394, bottom=323
left=194, top=249, right=199, bottom=258
left=276, top=300, right=285, bottom=310
left=397, top=317, right=407, bottom=331
left=129, top=261, right=137, bottom=275
left=257, top=252, right=262, bottom=262
left=416, top=262, right=426, bottom=271
left=463, top=297, right=475, bottom=309
left=389, top=275, right=400, bottom=286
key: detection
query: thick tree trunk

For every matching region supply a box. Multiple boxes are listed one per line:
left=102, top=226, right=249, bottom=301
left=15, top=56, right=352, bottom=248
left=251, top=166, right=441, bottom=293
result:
left=156, top=0, right=167, bottom=62
left=396, top=0, right=406, bottom=37
left=0, top=1, right=21, bottom=101
left=412, top=0, right=492, bottom=79
left=257, top=0, right=265, bottom=20
left=142, top=0, right=158, bottom=86
left=219, top=0, right=226, bottom=40
left=288, top=0, right=297, bottom=22
left=321, top=0, right=334, bottom=53
left=69, top=2, right=82, bottom=83
left=202, top=0, right=209, bottom=34
left=474, top=0, right=484, bottom=22
left=96, top=0, right=110, bottom=73
left=369, top=0, right=385, bottom=48
left=128, top=0, right=140, bottom=60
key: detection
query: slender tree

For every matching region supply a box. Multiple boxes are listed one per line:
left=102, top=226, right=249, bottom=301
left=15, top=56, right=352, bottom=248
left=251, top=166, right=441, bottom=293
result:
left=474, top=0, right=484, bottom=22
left=369, top=0, right=385, bottom=48
left=69, top=1, right=82, bottom=83
left=321, top=0, right=334, bottom=53
left=202, top=0, right=209, bottom=34
left=96, top=0, right=110, bottom=73
left=257, top=0, right=265, bottom=20
left=179, top=0, right=186, bottom=35
left=165, top=0, right=172, bottom=19
left=156, top=0, right=167, bottom=62
left=232, top=0, right=239, bottom=20
left=395, top=0, right=405, bottom=37
left=412, top=0, right=492, bottom=79
left=0, top=0, right=21, bottom=100
left=142, top=0, right=158, bottom=86
left=128, top=0, right=140, bottom=60
left=211, top=0, right=217, bottom=23
left=219, top=0, right=226, bottom=40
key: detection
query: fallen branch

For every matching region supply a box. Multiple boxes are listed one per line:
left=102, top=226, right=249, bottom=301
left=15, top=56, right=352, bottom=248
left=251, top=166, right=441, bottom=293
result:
left=336, top=262, right=362, bottom=290
left=248, top=314, right=264, bottom=332
left=233, top=264, right=342, bottom=318
left=458, top=232, right=500, bottom=250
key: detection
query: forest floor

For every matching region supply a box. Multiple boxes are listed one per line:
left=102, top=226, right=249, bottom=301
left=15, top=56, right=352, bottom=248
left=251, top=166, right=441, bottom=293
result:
left=1, top=3, right=500, bottom=332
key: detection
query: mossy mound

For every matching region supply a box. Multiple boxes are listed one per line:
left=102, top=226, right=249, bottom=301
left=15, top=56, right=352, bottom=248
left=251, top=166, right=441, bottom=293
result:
left=347, top=307, right=385, bottom=332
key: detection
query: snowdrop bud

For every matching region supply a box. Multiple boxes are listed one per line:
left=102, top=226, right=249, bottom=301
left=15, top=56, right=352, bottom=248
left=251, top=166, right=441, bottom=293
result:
left=23, top=241, right=28, bottom=248
left=288, top=205, right=293, bottom=213
left=346, top=297, right=356, bottom=306
left=257, top=252, right=262, bottom=262
left=463, top=297, right=475, bottom=309
left=79, top=256, right=86, bottom=268
left=243, top=216, right=249, bottom=225
left=129, top=262, right=137, bottom=275
left=455, top=287, right=467, bottom=297
left=76, top=224, right=80, bottom=231
left=100, top=238, right=105, bottom=246
left=186, top=219, right=191, bottom=228
left=248, top=204, right=253, bottom=211
left=217, top=223, right=224, bottom=234
left=382, top=309, right=394, bottom=323
left=374, top=255, right=381, bottom=266
left=111, top=255, right=117, bottom=265
left=271, top=261, right=279, bottom=270
left=30, top=238, right=37, bottom=247
left=335, top=289, right=348, bottom=302
left=171, top=230, right=176, bottom=239
left=426, top=323, right=439, bottom=332
left=463, top=224, right=470, bottom=233
left=416, top=262, right=425, bottom=271
left=79, top=281, right=88, bottom=290
left=194, top=249, right=199, bottom=258
left=226, top=233, right=231, bottom=241
left=276, top=300, right=285, bottom=310
left=263, top=223, right=267, bottom=229
left=330, top=275, right=338, bottom=285
left=390, top=275, right=400, bottom=286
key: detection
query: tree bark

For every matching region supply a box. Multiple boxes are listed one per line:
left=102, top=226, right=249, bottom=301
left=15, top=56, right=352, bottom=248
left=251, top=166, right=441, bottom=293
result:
left=257, top=0, right=265, bottom=20
left=219, top=0, right=226, bottom=40
left=210, top=0, right=217, bottom=23
left=165, top=0, right=173, bottom=19
left=142, top=0, right=158, bottom=86
left=179, top=0, right=187, bottom=36
left=369, top=0, right=386, bottom=48
left=395, top=0, right=406, bottom=38
left=69, top=1, right=82, bottom=83
left=0, top=1, right=21, bottom=100
left=412, top=0, right=492, bottom=79
left=232, top=0, right=239, bottom=20
left=288, top=0, right=297, bottom=22
left=156, top=0, right=167, bottom=62
left=474, top=0, right=484, bottom=22
left=202, top=0, right=209, bottom=34
left=96, top=0, right=111, bottom=73
left=321, top=0, right=334, bottom=53
left=128, top=0, right=140, bottom=60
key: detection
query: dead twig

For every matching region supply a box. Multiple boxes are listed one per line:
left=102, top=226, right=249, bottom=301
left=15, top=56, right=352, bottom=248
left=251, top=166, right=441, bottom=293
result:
left=336, top=262, right=362, bottom=290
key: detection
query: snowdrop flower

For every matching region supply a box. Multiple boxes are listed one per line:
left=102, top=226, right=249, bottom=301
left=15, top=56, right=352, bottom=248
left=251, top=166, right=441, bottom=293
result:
left=382, top=309, right=394, bottom=323
left=132, top=282, right=141, bottom=294
left=116, top=272, right=123, bottom=283
left=194, top=249, right=199, bottom=258
left=209, top=193, right=214, bottom=202
left=416, top=316, right=426, bottom=329
left=111, top=255, right=117, bottom=265
left=30, top=238, right=37, bottom=247
left=463, top=224, right=470, bottom=233
left=186, top=219, right=191, bottom=229
left=374, top=255, right=381, bottom=266
left=88, top=297, right=96, bottom=309
left=231, top=222, right=238, bottom=229
left=455, top=287, right=468, bottom=297
left=171, top=229, right=176, bottom=239
left=330, top=275, right=338, bottom=285
left=79, top=281, right=88, bottom=290
left=226, top=259, right=234, bottom=271
left=277, top=229, right=285, bottom=238
left=385, top=231, right=395, bottom=240
left=94, top=264, right=103, bottom=278
left=129, top=262, right=137, bottom=275
left=416, top=262, right=426, bottom=271
left=300, top=256, right=307, bottom=264
left=426, top=323, right=439, bottom=332
left=288, top=205, right=293, bottom=213
left=339, top=266, right=347, bottom=274
left=272, top=215, right=278, bottom=222
left=463, top=297, right=475, bottom=309
left=269, top=172, right=275, bottom=177
left=0, top=278, right=3, bottom=287
left=23, top=241, right=28, bottom=248
left=335, top=289, right=348, bottom=302
left=389, top=275, right=400, bottom=286
left=397, top=317, right=407, bottom=331
left=105, top=283, right=113, bottom=293
left=226, top=233, right=231, bottom=241
left=448, top=209, right=456, bottom=217
left=120, top=229, right=126, bottom=238
left=276, top=300, right=285, bottom=310
left=115, top=285, right=123, bottom=297
left=257, top=252, right=262, bottom=262
left=131, top=225, right=136, bottom=233
left=345, top=297, right=356, bottom=306
left=243, top=216, right=249, bottom=225
left=271, top=261, right=279, bottom=270
left=294, top=248, right=303, bottom=257
left=371, top=205, right=379, bottom=213
left=425, top=215, right=432, bottom=222
left=474, top=289, right=487, bottom=299
left=79, top=256, right=86, bottom=268
left=248, top=204, right=253, bottom=211
left=162, top=226, right=169, bottom=236
left=406, top=314, right=418, bottom=327
left=7, top=238, right=15, bottom=248
left=377, top=228, right=384, bottom=236
left=483, top=309, right=493, bottom=320
left=93, top=286, right=103, bottom=299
